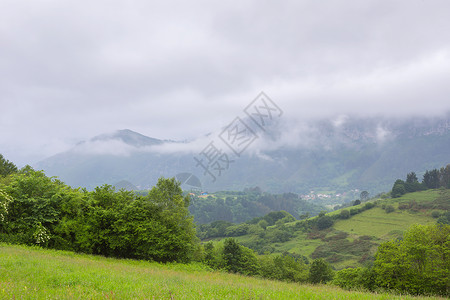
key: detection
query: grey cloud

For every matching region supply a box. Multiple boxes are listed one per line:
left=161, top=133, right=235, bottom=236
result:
left=1, top=0, right=450, bottom=166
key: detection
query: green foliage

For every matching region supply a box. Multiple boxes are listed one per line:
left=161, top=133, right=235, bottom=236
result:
left=384, top=205, right=395, bottom=213
left=373, top=224, right=450, bottom=296
left=308, top=258, right=334, bottom=284
left=391, top=179, right=406, bottom=198
left=339, top=210, right=350, bottom=219
left=431, top=210, right=441, bottom=218
left=316, top=215, right=334, bottom=230
left=0, top=154, right=18, bottom=177
left=259, top=254, right=308, bottom=283
left=189, top=191, right=324, bottom=224
left=0, top=169, right=198, bottom=263
left=333, top=267, right=375, bottom=291
left=392, top=165, right=449, bottom=198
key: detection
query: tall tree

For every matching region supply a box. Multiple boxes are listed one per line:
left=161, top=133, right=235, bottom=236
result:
left=406, top=172, right=418, bottom=183
left=423, top=169, right=440, bottom=189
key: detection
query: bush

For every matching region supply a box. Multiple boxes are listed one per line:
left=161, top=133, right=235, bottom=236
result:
left=333, top=267, right=363, bottom=290
left=385, top=205, right=395, bottom=213
left=363, top=202, right=375, bottom=210
left=308, top=258, right=334, bottom=284
left=431, top=211, right=441, bottom=218
left=316, top=215, right=334, bottom=230
left=339, top=210, right=350, bottom=219
left=349, top=208, right=359, bottom=216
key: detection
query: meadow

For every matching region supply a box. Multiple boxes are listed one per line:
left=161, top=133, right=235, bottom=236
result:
left=0, top=243, right=445, bottom=299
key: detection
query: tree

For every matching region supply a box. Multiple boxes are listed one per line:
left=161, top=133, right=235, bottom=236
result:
left=222, top=238, right=243, bottom=273
left=309, top=258, right=334, bottom=284
left=220, top=238, right=259, bottom=275
left=423, top=169, right=440, bottom=189
left=391, top=179, right=406, bottom=198
left=360, top=191, right=369, bottom=201
left=316, top=215, right=333, bottom=230
left=439, top=165, right=450, bottom=188
left=373, top=224, right=450, bottom=296
left=353, top=199, right=361, bottom=206
left=406, top=172, right=418, bottom=184
left=0, top=154, right=18, bottom=177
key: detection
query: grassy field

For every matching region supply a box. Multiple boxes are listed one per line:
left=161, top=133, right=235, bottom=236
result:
left=333, top=207, right=434, bottom=238
left=0, top=244, right=445, bottom=300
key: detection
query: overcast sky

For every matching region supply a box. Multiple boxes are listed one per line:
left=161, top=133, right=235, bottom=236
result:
left=1, top=0, right=450, bottom=166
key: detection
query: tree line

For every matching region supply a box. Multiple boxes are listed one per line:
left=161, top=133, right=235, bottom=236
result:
left=0, top=166, right=198, bottom=263
left=391, top=164, right=450, bottom=197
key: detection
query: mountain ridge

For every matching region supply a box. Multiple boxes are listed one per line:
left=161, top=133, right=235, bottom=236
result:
left=34, top=115, right=450, bottom=196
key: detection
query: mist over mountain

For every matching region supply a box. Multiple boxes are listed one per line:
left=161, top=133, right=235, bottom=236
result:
left=34, top=115, right=450, bottom=197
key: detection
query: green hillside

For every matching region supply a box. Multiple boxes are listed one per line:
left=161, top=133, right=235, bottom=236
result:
left=213, top=189, right=449, bottom=269
left=0, top=244, right=442, bottom=300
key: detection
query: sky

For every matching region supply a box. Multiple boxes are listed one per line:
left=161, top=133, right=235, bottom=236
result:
left=1, top=0, right=450, bottom=166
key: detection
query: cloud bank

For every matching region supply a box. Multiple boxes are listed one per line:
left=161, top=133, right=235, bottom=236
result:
left=1, top=0, right=449, bottom=165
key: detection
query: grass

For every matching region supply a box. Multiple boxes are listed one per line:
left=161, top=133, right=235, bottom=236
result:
left=0, top=244, right=445, bottom=299
left=333, top=207, right=434, bottom=239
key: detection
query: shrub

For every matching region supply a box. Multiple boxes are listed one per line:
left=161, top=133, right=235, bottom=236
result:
left=308, top=258, right=334, bottom=284
left=349, top=208, right=359, bottom=216
left=385, top=205, right=395, bottom=213
left=316, top=215, right=333, bottom=230
left=363, top=202, right=375, bottom=210
left=339, top=210, right=350, bottom=219
left=431, top=211, right=441, bottom=218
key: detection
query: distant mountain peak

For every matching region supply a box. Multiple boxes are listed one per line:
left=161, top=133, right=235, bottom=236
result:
left=91, top=129, right=164, bottom=147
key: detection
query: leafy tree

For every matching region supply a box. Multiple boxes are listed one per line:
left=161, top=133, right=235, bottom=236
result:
left=391, top=179, right=406, bottom=198
left=220, top=238, right=259, bottom=275
left=373, top=224, right=450, bottom=296
left=353, top=199, right=361, bottom=206
left=222, top=238, right=243, bottom=273
left=316, top=215, right=333, bottom=230
left=0, top=154, right=18, bottom=177
left=308, top=258, right=334, bottom=284
left=258, top=219, right=268, bottom=230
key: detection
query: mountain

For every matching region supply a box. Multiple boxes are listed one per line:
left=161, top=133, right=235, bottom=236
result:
left=34, top=115, right=450, bottom=197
